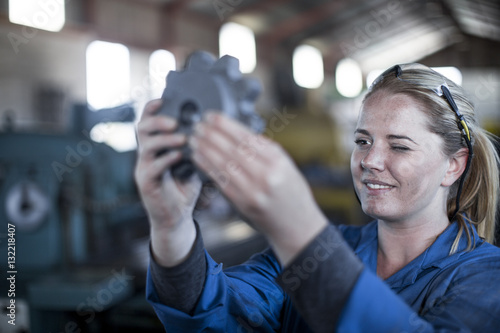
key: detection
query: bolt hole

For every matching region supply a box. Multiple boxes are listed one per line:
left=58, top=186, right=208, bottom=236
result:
left=180, top=101, right=200, bottom=126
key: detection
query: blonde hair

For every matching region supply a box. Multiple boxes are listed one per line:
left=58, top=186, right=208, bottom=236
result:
left=364, top=64, right=499, bottom=252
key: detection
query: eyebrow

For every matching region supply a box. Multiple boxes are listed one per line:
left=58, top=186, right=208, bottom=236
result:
left=387, top=134, right=418, bottom=145
left=354, top=129, right=418, bottom=145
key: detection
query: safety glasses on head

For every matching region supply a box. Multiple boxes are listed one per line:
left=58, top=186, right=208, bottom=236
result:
left=370, top=63, right=473, bottom=219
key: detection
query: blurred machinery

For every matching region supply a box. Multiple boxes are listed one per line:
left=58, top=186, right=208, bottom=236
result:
left=0, top=103, right=151, bottom=332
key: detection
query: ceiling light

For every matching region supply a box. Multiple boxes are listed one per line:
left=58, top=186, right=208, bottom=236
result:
left=219, top=22, right=256, bottom=73
left=9, top=0, right=65, bottom=32
left=293, top=44, right=324, bottom=89
left=336, top=58, right=363, bottom=98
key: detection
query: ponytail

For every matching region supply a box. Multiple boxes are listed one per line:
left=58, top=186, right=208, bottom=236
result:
left=450, top=129, right=499, bottom=252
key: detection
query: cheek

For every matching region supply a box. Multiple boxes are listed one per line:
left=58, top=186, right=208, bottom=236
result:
left=350, top=151, right=361, bottom=178
left=394, top=161, right=415, bottom=181
left=392, top=150, right=436, bottom=181
left=393, top=159, right=438, bottom=195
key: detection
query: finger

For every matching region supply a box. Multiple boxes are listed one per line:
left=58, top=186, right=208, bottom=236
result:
left=190, top=124, right=254, bottom=179
left=191, top=143, right=246, bottom=194
left=192, top=122, right=234, bottom=156
left=190, top=123, right=262, bottom=198
left=191, top=119, right=257, bottom=165
left=140, top=99, right=163, bottom=121
left=167, top=171, right=203, bottom=202
left=191, top=124, right=275, bottom=181
left=139, top=133, right=187, bottom=161
left=201, top=113, right=276, bottom=163
left=203, top=112, right=256, bottom=145
left=137, top=150, right=183, bottom=186
left=137, top=116, right=178, bottom=142
left=191, top=143, right=260, bottom=221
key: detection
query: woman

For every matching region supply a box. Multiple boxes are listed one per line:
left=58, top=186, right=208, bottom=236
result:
left=135, top=63, right=500, bottom=332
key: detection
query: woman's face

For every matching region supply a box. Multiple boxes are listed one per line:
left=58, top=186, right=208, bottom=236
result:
left=351, top=92, right=452, bottom=224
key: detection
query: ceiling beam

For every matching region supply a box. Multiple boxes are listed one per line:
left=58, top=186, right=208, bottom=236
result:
left=228, top=0, right=289, bottom=17
left=160, top=1, right=221, bottom=51
left=260, top=1, right=350, bottom=47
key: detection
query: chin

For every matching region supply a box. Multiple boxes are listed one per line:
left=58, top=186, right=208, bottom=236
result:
left=361, top=203, right=394, bottom=221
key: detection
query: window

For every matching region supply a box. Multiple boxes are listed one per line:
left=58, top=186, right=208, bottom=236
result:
left=219, top=22, right=256, bottom=73
left=336, top=58, right=362, bottom=98
left=149, top=49, right=176, bottom=99
left=293, top=44, right=324, bottom=89
left=86, top=41, right=135, bottom=152
left=433, top=67, right=462, bottom=86
left=9, top=0, right=65, bottom=32
left=86, top=40, right=130, bottom=110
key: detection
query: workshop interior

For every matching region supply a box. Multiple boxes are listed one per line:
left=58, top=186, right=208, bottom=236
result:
left=0, top=0, right=499, bottom=332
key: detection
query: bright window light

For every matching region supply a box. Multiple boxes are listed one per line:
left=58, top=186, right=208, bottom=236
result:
left=219, top=22, right=256, bottom=73
left=293, top=45, right=324, bottom=89
left=366, top=69, right=384, bottom=88
left=149, top=49, right=176, bottom=99
left=366, top=66, right=462, bottom=88
left=9, top=0, right=65, bottom=32
left=86, top=40, right=130, bottom=110
left=433, top=67, right=462, bottom=86
left=90, top=122, right=137, bottom=152
left=336, top=58, right=363, bottom=98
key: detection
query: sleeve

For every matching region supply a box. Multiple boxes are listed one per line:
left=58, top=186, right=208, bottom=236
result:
left=146, top=242, right=287, bottom=331
left=148, top=220, right=207, bottom=314
left=277, top=224, right=364, bottom=333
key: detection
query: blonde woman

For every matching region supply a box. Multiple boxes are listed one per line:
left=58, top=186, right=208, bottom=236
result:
left=136, top=63, right=500, bottom=332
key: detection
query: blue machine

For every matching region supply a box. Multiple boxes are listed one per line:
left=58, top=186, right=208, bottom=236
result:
left=0, top=103, right=152, bottom=332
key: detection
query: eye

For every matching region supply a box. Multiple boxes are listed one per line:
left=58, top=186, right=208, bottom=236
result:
left=354, top=138, right=371, bottom=147
left=391, top=145, right=410, bottom=152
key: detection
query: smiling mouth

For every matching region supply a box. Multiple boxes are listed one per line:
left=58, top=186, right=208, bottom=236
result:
left=366, top=183, right=393, bottom=190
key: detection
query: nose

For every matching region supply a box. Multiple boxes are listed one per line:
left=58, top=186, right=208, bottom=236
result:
left=360, top=144, right=385, bottom=171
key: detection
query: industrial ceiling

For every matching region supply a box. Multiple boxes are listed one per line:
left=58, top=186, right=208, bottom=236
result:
left=129, top=0, right=500, bottom=72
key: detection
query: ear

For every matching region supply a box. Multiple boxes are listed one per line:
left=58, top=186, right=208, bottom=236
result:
left=441, top=148, right=469, bottom=187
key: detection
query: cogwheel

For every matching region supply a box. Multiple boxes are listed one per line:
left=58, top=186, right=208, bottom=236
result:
left=159, top=50, right=264, bottom=180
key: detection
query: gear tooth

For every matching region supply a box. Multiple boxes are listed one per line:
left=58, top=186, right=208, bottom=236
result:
left=211, top=55, right=241, bottom=81
left=253, top=116, right=265, bottom=133
left=239, top=101, right=254, bottom=117
left=161, top=87, right=171, bottom=99
left=166, top=71, right=180, bottom=85
left=163, top=71, right=180, bottom=98
left=185, top=51, right=216, bottom=72
left=237, top=78, right=261, bottom=101
left=240, top=108, right=264, bottom=133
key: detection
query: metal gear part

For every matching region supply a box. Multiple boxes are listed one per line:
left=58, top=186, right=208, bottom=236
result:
left=158, top=51, right=264, bottom=180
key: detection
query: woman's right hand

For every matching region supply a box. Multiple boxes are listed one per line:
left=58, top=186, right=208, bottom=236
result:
left=135, top=99, right=202, bottom=267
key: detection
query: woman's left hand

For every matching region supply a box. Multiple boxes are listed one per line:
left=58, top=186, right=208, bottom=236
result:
left=189, top=112, right=328, bottom=266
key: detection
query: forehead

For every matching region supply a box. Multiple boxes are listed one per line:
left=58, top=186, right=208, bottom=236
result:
left=358, top=92, right=429, bottom=132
